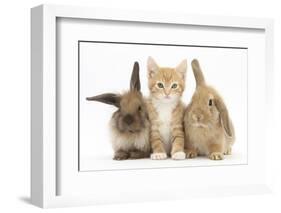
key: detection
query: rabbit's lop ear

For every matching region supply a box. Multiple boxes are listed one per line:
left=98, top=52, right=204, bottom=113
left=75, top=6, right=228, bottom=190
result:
left=130, top=61, right=141, bottom=91
left=86, top=93, right=121, bottom=108
left=215, top=97, right=232, bottom=137
left=191, top=59, right=206, bottom=87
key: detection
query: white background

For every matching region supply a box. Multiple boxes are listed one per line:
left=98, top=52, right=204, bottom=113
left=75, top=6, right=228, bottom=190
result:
left=79, top=42, right=247, bottom=170
left=0, top=0, right=281, bottom=212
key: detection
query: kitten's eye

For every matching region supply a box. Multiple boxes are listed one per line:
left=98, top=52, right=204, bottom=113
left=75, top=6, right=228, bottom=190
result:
left=157, top=82, right=164, bottom=88
left=171, top=83, right=178, bottom=89
left=209, top=99, right=213, bottom=106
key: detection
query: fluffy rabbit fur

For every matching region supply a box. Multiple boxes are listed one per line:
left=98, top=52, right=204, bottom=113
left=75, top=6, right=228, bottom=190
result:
left=184, top=59, right=235, bottom=160
left=86, top=62, right=150, bottom=160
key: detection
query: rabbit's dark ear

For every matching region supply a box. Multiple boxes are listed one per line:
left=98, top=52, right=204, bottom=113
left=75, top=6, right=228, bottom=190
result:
left=86, top=93, right=121, bottom=108
left=130, top=62, right=141, bottom=91
left=215, top=97, right=232, bottom=137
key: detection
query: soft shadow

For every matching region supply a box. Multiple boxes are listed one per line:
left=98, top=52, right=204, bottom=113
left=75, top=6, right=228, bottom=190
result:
left=18, top=196, right=31, bottom=205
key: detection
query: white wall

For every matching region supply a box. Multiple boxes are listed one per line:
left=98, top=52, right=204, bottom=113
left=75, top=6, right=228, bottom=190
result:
left=0, top=0, right=280, bottom=212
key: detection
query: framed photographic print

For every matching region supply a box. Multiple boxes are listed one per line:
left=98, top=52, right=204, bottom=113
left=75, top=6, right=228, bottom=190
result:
left=31, top=4, right=274, bottom=208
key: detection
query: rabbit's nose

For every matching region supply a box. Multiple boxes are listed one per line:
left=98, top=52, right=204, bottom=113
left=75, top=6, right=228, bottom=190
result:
left=123, top=114, right=134, bottom=125
left=193, top=114, right=203, bottom=121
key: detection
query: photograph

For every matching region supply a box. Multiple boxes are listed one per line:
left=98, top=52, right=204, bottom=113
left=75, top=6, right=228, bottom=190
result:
left=79, top=41, right=248, bottom=171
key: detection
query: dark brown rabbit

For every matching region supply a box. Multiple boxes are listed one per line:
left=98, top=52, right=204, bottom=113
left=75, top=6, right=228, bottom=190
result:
left=86, top=62, right=150, bottom=160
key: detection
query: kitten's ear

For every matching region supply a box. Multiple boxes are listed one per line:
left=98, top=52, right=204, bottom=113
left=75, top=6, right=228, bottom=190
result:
left=176, top=59, right=187, bottom=79
left=147, top=56, right=159, bottom=78
left=86, top=93, right=121, bottom=108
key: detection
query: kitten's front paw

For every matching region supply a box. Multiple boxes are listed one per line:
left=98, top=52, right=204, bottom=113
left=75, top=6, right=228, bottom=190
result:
left=172, top=151, right=186, bottom=160
left=209, top=152, right=224, bottom=160
left=185, top=150, right=198, bottom=159
left=151, top=152, right=167, bottom=160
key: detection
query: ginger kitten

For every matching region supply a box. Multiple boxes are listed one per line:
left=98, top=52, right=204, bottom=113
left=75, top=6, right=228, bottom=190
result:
left=146, top=57, right=187, bottom=160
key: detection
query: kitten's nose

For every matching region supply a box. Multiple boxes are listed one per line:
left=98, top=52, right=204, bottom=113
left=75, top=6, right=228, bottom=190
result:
left=123, top=114, right=134, bottom=125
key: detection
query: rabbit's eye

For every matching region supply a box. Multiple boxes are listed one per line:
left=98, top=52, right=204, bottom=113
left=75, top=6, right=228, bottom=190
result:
left=209, top=99, right=213, bottom=106
left=171, top=83, right=178, bottom=89
left=138, top=106, right=142, bottom=111
left=157, top=82, right=164, bottom=88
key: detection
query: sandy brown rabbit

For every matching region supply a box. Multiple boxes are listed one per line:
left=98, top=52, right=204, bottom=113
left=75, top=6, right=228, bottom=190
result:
left=184, top=59, right=235, bottom=160
left=86, top=62, right=150, bottom=160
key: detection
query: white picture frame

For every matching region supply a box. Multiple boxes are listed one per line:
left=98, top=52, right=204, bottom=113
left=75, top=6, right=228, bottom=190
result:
left=31, top=4, right=274, bottom=208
